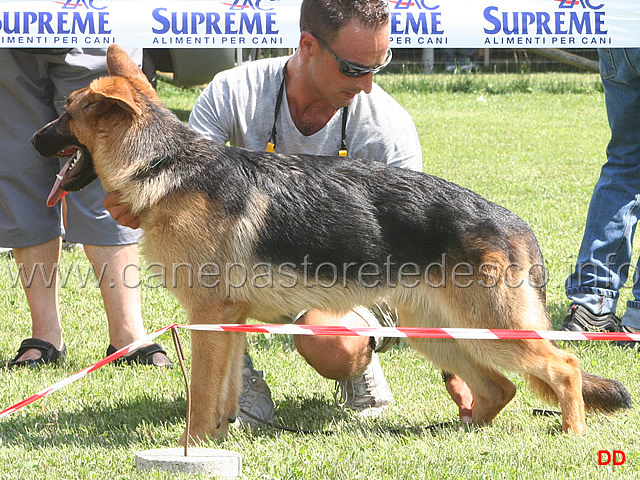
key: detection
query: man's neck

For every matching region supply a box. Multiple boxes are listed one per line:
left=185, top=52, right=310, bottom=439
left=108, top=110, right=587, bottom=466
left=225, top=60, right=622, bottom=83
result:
left=284, top=54, right=339, bottom=136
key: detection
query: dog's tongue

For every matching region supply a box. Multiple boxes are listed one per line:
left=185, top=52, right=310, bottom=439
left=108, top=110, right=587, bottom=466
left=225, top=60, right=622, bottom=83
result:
left=46, top=158, right=72, bottom=207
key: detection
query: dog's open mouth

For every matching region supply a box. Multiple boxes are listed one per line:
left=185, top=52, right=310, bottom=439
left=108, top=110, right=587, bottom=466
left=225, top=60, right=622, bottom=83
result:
left=46, top=146, right=85, bottom=207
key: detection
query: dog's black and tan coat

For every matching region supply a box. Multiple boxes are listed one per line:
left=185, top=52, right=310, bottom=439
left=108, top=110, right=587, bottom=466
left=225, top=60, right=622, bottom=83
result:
left=32, top=45, right=631, bottom=444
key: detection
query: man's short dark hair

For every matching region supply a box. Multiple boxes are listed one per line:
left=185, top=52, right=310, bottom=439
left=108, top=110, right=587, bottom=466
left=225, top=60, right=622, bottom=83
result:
left=300, top=0, right=390, bottom=42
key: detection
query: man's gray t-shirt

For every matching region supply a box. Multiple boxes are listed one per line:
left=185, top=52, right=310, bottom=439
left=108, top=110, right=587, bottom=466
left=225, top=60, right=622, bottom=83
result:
left=188, top=56, right=422, bottom=172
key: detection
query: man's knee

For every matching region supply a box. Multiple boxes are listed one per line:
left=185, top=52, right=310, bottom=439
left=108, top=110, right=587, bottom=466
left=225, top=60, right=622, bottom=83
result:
left=294, top=321, right=372, bottom=380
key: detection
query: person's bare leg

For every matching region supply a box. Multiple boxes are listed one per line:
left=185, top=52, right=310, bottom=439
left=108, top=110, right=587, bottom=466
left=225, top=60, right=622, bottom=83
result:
left=294, top=309, right=372, bottom=380
left=445, top=373, right=474, bottom=423
left=83, top=243, right=171, bottom=365
left=12, top=237, right=63, bottom=361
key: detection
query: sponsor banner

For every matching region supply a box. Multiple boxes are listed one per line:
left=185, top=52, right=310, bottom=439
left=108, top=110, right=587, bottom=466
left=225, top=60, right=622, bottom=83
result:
left=389, top=0, right=640, bottom=48
left=0, top=0, right=638, bottom=49
left=0, top=0, right=301, bottom=49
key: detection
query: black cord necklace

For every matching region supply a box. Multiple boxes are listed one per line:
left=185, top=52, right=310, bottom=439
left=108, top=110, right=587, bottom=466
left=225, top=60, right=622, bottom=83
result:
left=266, top=61, right=349, bottom=157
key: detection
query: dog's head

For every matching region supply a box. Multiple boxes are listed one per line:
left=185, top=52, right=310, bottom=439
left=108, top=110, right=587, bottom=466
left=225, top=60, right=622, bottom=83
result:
left=31, top=44, right=158, bottom=206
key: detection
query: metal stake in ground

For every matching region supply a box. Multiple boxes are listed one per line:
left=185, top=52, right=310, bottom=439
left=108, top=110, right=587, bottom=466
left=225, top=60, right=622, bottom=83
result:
left=134, top=327, right=243, bottom=478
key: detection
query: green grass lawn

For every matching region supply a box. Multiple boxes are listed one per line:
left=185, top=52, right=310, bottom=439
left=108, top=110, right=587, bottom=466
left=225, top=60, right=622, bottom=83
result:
left=1, top=73, right=638, bottom=479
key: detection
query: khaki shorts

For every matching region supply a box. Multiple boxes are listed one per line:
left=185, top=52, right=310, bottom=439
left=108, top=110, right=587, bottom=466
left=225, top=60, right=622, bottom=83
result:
left=0, top=48, right=143, bottom=248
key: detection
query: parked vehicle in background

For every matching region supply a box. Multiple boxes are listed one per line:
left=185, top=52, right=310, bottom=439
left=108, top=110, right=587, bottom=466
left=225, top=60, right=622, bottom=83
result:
left=143, top=48, right=236, bottom=87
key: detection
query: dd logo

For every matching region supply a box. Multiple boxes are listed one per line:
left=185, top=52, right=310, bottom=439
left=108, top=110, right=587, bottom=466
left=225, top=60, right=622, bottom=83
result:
left=598, top=450, right=626, bottom=465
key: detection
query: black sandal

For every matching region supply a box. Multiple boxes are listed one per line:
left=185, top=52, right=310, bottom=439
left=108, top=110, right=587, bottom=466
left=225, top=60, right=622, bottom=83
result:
left=106, top=343, right=172, bottom=367
left=8, top=338, right=66, bottom=369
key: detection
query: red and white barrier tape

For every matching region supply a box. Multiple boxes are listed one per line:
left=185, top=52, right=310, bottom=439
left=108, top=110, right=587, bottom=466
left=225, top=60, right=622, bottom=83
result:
left=2, top=323, right=638, bottom=419
left=182, top=323, right=640, bottom=342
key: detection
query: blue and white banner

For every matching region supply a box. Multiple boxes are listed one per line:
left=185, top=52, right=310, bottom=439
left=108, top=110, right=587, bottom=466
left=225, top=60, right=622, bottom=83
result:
left=389, top=0, right=639, bottom=48
left=0, top=0, right=638, bottom=49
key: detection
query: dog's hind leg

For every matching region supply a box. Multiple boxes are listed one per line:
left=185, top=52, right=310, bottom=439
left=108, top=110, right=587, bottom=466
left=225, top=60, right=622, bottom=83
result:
left=518, top=340, right=586, bottom=433
left=463, top=336, right=587, bottom=433
left=398, top=304, right=516, bottom=426
left=454, top=359, right=517, bottom=426
left=180, top=300, right=249, bottom=446
left=407, top=335, right=516, bottom=426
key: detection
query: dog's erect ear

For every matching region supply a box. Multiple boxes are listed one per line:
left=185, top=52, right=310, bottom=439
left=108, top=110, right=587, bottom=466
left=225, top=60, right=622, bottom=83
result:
left=90, top=77, right=143, bottom=116
left=106, top=44, right=151, bottom=88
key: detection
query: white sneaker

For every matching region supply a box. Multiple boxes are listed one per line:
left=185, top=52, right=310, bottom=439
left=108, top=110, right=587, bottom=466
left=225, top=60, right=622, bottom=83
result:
left=237, top=354, right=275, bottom=427
left=334, top=352, right=394, bottom=417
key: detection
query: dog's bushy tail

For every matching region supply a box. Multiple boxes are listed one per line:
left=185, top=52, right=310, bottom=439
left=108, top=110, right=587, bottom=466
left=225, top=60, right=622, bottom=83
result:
left=528, top=372, right=632, bottom=413
left=580, top=372, right=632, bottom=413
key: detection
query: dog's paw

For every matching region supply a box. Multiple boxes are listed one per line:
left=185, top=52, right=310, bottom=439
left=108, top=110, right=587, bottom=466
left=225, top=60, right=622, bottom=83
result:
left=179, top=418, right=232, bottom=446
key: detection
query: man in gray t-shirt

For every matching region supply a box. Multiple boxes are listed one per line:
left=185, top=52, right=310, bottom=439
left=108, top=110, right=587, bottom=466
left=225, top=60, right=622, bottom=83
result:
left=189, top=56, right=421, bottom=172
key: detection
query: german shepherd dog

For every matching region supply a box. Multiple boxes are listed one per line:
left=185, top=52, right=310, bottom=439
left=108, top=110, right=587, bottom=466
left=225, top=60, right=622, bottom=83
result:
left=33, top=45, right=630, bottom=444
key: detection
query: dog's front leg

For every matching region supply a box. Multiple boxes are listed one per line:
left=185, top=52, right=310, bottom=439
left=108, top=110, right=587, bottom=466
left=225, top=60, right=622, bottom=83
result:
left=179, top=301, right=248, bottom=446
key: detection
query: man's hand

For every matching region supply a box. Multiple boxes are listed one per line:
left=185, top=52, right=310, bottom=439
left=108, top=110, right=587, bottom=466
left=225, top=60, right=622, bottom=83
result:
left=103, top=191, right=140, bottom=229
left=444, top=373, right=473, bottom=424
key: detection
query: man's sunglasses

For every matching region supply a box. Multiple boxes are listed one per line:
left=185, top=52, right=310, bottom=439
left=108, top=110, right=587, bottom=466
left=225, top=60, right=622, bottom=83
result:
left=309, top=32, right=392, bottom=78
